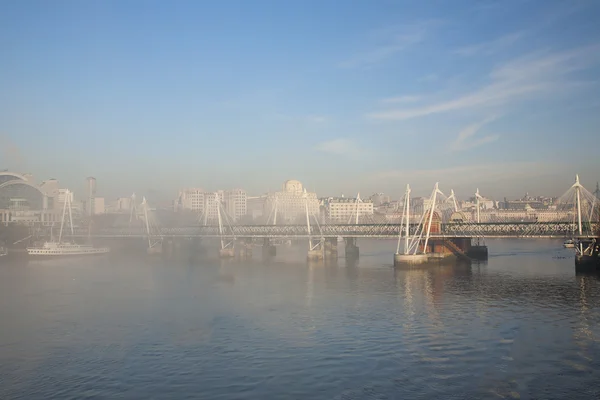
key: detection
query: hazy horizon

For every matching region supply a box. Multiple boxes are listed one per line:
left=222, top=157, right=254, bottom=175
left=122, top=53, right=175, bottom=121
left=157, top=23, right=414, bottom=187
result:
left=2, top=0, right=600, bottom=201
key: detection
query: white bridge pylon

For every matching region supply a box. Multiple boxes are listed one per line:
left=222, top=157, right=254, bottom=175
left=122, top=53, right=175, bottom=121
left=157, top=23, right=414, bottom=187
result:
left=396, top=182, right=458, bottom=256
left=304, top=189, right=324, bottom=253
left=140, top=196, right=163, bottom=252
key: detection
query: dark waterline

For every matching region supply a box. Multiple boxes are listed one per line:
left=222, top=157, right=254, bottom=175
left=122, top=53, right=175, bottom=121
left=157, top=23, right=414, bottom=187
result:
left=1, top=238, right=599, bottom=399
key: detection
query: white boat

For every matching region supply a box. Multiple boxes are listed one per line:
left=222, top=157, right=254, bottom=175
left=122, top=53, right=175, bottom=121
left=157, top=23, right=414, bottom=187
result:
left=0, top=247, right=7, bottom=257
left=26, top=189, right=110, bottom=257
left=27, top=242, right=109, bottom=256
left=563, top=239, right=575, bottom=248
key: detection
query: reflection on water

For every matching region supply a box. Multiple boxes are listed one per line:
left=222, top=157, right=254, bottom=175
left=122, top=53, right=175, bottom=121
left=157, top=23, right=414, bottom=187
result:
left=1, top=239, right=599, bottom=399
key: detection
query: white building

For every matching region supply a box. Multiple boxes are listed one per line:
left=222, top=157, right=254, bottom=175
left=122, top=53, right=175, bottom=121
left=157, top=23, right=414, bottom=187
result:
left=56, top=188, right=74, bottom=208
left=264, top=180, right=319, bottom=223
left=176, top=188, right=247, bottom=222
left=117, top=196, right=132, bottom=212
left=324, top=196, right=374, bottom=222
left=94, top=197, right=105, bottom=214
left=222, top=189, right=247, bottom=221
left=247, top=195, right=267, bottom=221
left=176, top=188, right=206, bottom=212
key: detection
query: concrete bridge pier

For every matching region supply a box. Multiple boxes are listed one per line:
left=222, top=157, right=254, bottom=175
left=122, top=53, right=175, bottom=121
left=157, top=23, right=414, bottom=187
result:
left=237, top=237, right=253, bottom=259
left=307, top=240, right=324, bottom=261
left=191, top=237, right=207, bottom=256
left=164, top=238, right=174, bottom=257
left=466, top=238, right=488, bottom=260
left=219, top=247, right=235, bottom=258
left=344, top=237, right=359, bottom=259
left=324, top=237, right=338, bottom=259
left=262, top=238, right=276, bottom=258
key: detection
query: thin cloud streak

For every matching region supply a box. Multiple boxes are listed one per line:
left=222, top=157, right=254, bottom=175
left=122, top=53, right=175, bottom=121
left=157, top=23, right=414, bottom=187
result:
left=339, top=20, right=440, bottom=69
left=454, top=31, right=525, bottom=56
left=314, top=138, right=363, bottom=158
left=369, top=161, right=567, bottom=197
left=382, top=95, right=421, bottom=103
left=450, top=116, right=499, bottom=151
left=366, top=43, right=600, bottom=120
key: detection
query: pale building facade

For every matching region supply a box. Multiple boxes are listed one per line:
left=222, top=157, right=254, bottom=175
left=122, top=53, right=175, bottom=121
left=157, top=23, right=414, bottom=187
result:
left=264, top=180, right=319, bottom=223
left=176, top=188, right=247, bottom=222
left=94, top=197, right=105, bottom=214
left=323, top=197, right=374, bottom=222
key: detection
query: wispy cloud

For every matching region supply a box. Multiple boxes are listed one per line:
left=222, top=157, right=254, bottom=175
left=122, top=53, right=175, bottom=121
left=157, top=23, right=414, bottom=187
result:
left=369, top=161, right=565, bottom=196
left=381, top=95, right=421, bottom=104
left=314, top=138, right=363, bottom=158
left=0, top=134, right=26, bottom=169
left=267, top=113, right=331, bottom=124
left=450, top=116, right=499, bottom=151
left=305, top=115, right=329, bottom=123
left=418, top=73, right=438, bottom=82
left=454, top=31, right=524, bottom=56
left=366, top=43, right=600, bottom=121
left=339, top=21, right=440, bottom=69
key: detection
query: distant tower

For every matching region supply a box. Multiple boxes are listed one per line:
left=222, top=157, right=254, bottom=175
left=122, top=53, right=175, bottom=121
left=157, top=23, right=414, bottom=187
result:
left=87, top=177, right=96, bottom=216
left=595, top=182, right=600, bottom=199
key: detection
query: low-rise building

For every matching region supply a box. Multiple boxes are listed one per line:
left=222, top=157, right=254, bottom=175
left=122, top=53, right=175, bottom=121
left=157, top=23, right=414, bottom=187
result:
left=322, top=196, right=374, bottom=222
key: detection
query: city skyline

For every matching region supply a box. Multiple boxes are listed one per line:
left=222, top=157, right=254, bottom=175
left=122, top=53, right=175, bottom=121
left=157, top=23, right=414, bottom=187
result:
left=2, top=1, right=600, bottom=199
left=2, top=169, right=596, bottom=208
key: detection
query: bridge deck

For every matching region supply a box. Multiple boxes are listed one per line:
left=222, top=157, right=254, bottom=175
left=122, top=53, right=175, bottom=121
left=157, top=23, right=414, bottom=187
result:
left=66, top=222, right=599, bottom=239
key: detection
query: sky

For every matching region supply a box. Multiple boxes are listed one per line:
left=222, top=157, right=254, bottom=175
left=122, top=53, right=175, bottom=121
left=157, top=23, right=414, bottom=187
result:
left=1, top=0, right=600, bottom=202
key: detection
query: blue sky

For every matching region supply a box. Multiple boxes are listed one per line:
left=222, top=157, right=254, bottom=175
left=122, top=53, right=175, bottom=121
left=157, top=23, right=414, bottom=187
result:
left=1, top=0, right=599, bottom=201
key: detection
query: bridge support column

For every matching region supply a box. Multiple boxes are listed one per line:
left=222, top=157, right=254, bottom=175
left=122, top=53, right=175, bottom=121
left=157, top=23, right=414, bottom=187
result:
left=238, top=237, right=253, bottom=259
left=466, top=238, right=488, bottom=260
left=262, top=238, right=276, bottom=258
left=344, top=237, right=359, bottom=259
left=191, top=237, right=207, bottom=256
left=307, top=240, right=324, bottom=261
left=164, top=238, right=174, bottom=256
left=219, top=247, right=235, bottom=258
left=394, top=253, right=428, bottom=266
left=324, top=237, right=338, bottom=259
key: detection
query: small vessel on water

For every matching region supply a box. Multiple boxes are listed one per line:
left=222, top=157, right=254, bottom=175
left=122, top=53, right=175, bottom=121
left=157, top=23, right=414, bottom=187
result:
left=0, top=246, right=7, bottom=257
left=563, top=239, right=575, bottom=248
left=26, top=189, right=109, bottom=257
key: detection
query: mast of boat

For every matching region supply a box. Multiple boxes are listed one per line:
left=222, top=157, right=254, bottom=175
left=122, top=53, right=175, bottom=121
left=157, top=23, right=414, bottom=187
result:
left=58, top=189, right=69, bottom=244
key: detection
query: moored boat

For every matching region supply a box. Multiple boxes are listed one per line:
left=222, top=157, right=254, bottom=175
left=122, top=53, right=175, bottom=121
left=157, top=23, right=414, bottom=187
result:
left=27, top=241, right=109, bottom=256
left=26, top=189, right=110, bottom=257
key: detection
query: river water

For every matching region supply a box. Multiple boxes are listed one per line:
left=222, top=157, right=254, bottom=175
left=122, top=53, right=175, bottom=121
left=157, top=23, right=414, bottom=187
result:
left=1, top=238, right=599, bottom=399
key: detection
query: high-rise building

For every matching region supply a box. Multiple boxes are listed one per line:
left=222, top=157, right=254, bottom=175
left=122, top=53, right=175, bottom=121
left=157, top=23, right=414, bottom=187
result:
left=264, top=180, right=319, bottom=223
left=86, top=177, right=96, bottom=216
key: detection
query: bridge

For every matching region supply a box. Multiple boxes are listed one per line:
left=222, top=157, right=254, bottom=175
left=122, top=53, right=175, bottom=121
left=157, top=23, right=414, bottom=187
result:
left=52, top=176, right=599, bottom=265
left=71, top=221, right=599, bottom=239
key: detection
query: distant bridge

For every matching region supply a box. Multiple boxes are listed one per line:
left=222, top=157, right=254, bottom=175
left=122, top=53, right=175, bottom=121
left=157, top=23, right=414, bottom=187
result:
left=69, top=222, right=599, bottom=239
